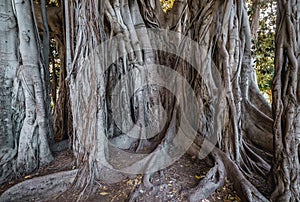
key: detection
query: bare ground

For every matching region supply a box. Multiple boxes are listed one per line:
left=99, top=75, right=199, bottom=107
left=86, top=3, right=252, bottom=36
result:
left=0, top=149, right=241, bottom=202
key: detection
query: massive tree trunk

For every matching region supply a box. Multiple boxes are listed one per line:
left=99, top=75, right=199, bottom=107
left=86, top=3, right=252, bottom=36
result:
left=0, top=0, right=53, bottom=184
left=65, top=0, right=273, bottom=201
left=180, top=1, right=273, bottom=201
left=271, top=0, right=300, bottom=201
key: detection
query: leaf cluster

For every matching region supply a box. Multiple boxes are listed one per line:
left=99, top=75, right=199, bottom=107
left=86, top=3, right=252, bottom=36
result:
left=248, top=0, right=276, bottom=101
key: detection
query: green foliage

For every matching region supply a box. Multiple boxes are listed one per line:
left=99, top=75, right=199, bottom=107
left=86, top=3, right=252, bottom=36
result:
left=254, top=29, right=275, bottom=101
left=248, top=1, right=276, bottom=102
left=160, top=0, right=175, bottom=12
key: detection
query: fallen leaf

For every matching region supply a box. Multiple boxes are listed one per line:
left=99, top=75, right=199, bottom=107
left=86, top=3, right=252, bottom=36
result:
left=127, top=180, right=133, bottom=185
left=99, top=192, right=109, bottom=196
left=24, top=175, right=32, bottom=179
left=195, top=175, right=205, bottom=180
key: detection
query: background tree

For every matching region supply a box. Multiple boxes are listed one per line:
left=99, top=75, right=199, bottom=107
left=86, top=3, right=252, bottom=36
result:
left=35, top=1, right=72, bottom=141
left=0, top=0, right=53, bottom=184
left=51, top=1, right=73, bottom=142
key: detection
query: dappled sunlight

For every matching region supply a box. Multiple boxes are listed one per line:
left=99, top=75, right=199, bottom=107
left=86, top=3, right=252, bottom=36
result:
left=160, top=0, right=175, bottom=12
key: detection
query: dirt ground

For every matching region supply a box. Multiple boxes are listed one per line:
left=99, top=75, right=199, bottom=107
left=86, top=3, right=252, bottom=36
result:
left=0, top=150, right=241, bottom=202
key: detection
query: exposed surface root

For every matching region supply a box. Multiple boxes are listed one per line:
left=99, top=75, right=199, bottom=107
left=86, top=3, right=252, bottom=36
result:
left=128, top=172, right=165, bottom=202
left=183, top=152, right=226, bottom=202
left=0, top=170, right=77, bottom=202
left=0, top=152, right=242, bottom=202
left=219, top=151, right=269, bottom=202
left=188, top=137, right=269, bottom=202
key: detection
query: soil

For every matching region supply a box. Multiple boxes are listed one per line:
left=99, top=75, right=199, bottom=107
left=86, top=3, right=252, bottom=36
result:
left=0, top=149, right=241, bottom=202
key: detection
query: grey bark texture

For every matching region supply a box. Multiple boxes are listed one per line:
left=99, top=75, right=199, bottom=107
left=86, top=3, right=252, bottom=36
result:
left=1, top=0, right=299, bottom=202
left=249, top=0, right=261, bottom=40
left=66, top=0, right=273, bottom=201
left=271, top=0, right=300, bottom=201
left=0, top=0, right=53, bottom=184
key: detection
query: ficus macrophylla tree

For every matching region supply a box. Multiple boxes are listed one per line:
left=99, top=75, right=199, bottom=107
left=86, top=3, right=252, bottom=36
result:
left=0, top=0, right=299, bottom=202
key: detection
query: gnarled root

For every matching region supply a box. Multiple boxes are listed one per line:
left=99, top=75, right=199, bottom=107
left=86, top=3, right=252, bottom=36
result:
left=0, top=170, right=77, bottom=202
left=185, top=144, right=226, bottom=202
left=188, top=137, right=269, bottom=202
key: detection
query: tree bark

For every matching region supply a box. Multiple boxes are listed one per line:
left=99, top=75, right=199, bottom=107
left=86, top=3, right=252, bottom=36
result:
left=66, top=0, right=274, bottom=201
left=53, top=2, right=72, bottom=141
left=271, top=0, right=300, bottom=201
left=2, top=1, right=297, bottom=202
left=0, top=0, right=53, bottom=184
left=34, top=3, right=72, bottom=142
left=249, top=0, right=261, bottom=40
